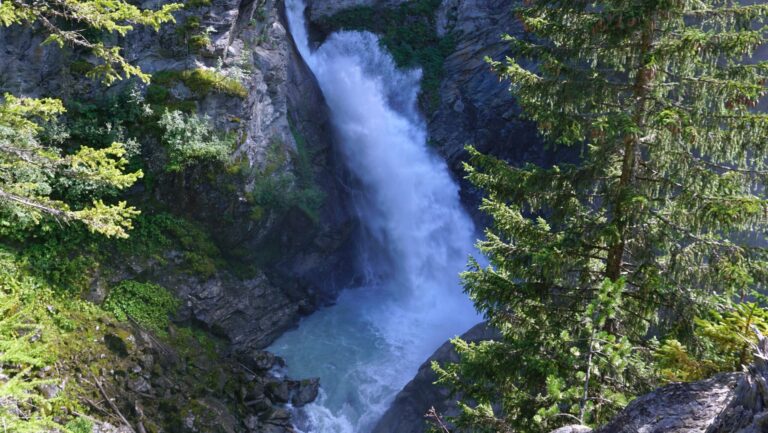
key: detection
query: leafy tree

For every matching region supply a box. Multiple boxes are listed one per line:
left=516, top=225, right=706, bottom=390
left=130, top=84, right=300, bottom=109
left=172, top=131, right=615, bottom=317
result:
left=435, top=1, right=768, bottom=431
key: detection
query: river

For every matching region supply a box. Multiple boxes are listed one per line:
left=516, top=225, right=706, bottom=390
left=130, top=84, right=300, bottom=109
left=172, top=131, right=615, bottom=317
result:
left=268, top=2, right=480, bottom=431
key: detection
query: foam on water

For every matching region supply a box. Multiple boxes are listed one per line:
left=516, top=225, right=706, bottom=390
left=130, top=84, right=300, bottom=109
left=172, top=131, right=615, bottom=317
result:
left=269, top=2, right=480, bottom=431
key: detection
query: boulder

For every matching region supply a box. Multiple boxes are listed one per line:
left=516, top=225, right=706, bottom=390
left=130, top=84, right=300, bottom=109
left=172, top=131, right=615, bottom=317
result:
left=596, top=333, right=768, bottom=433
left=289, top=378, right=320, bottom=407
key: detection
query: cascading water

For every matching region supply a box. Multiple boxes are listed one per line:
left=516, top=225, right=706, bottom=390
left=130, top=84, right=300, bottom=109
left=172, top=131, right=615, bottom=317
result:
left=268, top=2, right=480, bottom=432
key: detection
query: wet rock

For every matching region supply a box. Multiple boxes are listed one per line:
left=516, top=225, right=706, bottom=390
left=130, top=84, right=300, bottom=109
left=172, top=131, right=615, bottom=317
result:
left=372, top=322, right=499, bottom=433
left=289, top=378, right=320, bottom=407
left=244, top=350, right=285, bottom=371
left=308, top=0, right=408, bottom=20
left=265, top=380, right=291, bottom=403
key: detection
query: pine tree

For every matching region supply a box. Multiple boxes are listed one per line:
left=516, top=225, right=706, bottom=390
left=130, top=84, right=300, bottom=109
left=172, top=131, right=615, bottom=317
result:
left=434, top=1, right=768, bottom=431
left=0, top=93, right=142, bottom=237
left=0, top=0, right=181, bottom=84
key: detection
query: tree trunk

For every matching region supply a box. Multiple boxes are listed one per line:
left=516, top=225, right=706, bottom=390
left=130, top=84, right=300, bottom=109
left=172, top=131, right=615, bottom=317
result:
left=605, top=18, right=655, bottom=282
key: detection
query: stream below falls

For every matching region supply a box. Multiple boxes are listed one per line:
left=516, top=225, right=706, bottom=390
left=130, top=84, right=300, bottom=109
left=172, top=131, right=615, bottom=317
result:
left=268, top=2, right=481, bottom=431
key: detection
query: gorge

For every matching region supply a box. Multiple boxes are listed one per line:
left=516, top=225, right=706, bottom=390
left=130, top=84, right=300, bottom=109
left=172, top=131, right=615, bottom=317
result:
left=1, top=1, right=767, bottom=433
left=270, top=1, right=480, bottom=431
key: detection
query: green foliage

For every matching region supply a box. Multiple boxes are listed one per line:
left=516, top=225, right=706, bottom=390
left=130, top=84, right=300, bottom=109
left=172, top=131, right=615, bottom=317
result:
left=184, top=0, right=212, bottom=9
left=103, top=280, right=180, bottom=333
left=146, top=84, right=172, bottom=105
left=438, top=1, right=768, bottom=432
left=246, top=137, right=324, bottom=223
left=153, top=68, right=248, bottom=98
left=63, top=86, right=152, bottom=154
left=16, top=210, right=223, bottom=297
left=176, top=16, right=212, bottom=51
left=0, top=0, right=181, bottom=84
left=655, top=303, right=768, bottom=382
left=114, top=212, right=223, bottom=279
left=0, top=248, right=105, bottom=431
left=20, top=228, right=98, bottom=293
left=65, top=417, right=94, bottom=433
left=0, top=93, right=142, bottom=238
left=189, top=33, right=212, bottom=50
left=317, top=0, right=454, bottom=111
left=158, top=110, right=232, bottom=172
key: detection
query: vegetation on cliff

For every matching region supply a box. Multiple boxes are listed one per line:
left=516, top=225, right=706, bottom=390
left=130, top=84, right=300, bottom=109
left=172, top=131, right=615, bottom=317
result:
left=315, top=0, right=455, bottom=111
left=435, top=1, right=768, bottom=432
left=0, top=0, right=315, bottom=431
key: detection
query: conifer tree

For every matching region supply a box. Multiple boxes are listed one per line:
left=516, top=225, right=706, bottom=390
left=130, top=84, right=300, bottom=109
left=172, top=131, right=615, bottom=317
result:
left=434, top=1, right=768, bottom=431
left=0, top=0, right=181, bottom=83
left=0, top=94, right=142, bottom=237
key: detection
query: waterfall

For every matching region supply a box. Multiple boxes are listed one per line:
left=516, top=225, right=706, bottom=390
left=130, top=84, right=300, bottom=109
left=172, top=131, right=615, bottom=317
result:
left=268, top=2, right=481, bottom=431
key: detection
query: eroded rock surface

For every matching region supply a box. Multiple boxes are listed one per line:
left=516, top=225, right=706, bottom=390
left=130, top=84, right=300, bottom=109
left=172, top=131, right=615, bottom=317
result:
left=0, top=0, right=356, bottom=351
left=594, top=373, right=740, bottom=433
left=307, top=0, right=408, bottom=20
left=596, top=335, right=768, bottom=433
left=372, top=322, right=498, bottom=433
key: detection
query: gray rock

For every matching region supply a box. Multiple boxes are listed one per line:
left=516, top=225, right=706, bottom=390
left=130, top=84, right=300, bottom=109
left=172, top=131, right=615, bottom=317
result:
left=550, top=426, right=592, bottom=433
left=307, top=0, right=408, bottom=20
left=429, top=0, right=568, bottom=211
left=595, top=336, right=768, bottom=433
left=372, top=322, right=499, bottom=433
left=246, top=350, right=285, bottom=371
left=589, top=335, right=768, bottom=433
left=265, top=380, right=291, bottom=403
left=594, top=373, right=740, bottom=433
left=290, top=378, right=320, bottom=407
left=37, top=383, right=62, bottom=399
left=168, top=271, right=303, bottom=350
left=128, top=377, right=152, bottom=393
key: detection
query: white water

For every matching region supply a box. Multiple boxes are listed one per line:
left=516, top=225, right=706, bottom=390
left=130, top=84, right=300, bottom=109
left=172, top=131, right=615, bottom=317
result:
left=268, top=2, right=480, bottom=432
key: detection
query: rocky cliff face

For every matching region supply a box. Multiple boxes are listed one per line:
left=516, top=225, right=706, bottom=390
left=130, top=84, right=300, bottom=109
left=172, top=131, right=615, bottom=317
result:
left=372, top=322, right=498, bottom=433
left=0, top=0, right=356, bottom=352
left=307, top=0, right=407, bottom=20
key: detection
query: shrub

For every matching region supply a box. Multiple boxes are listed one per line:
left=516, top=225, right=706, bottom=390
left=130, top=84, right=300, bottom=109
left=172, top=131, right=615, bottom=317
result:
left=184, top=0, right=211, bottom=9
left=103, top=280, right=179, bottom=332
left=65, top=418, right=93, bottom=433
left=189, top=33, right=211, bottom=49
left=247, top=136, right=324, bottom=223
left=158, top=110, right=231, bottom=172
left=654, top=302, right=768, bottom=382
left=152, top=68, right=247, bottom=98
left=146, top=84, right=171, bottom=104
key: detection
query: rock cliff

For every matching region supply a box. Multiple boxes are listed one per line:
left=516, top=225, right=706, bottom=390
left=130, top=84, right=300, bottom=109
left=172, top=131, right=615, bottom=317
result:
left=0, top=0, right=356, bottom=352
